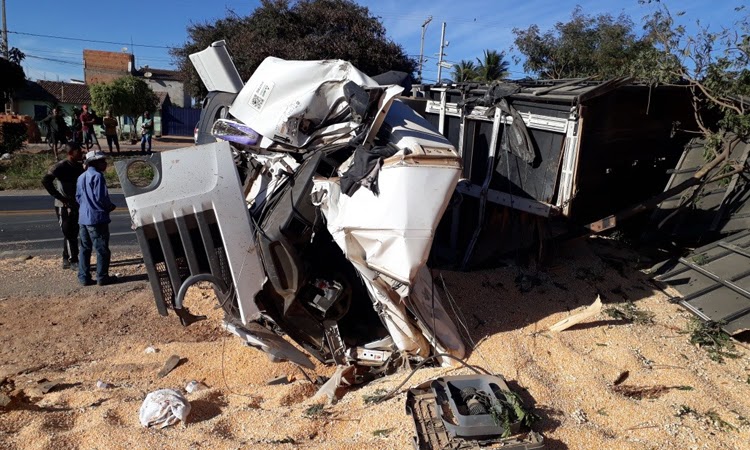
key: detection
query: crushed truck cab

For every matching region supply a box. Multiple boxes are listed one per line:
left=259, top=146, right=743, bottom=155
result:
left=116, top=42, right=465, bottom=376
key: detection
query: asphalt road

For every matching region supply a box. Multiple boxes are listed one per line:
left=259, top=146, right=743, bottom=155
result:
left=0, top=192, right=138, bottom=257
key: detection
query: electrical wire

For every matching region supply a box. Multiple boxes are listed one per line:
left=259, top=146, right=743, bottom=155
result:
left=438, top=274, right=495, bottom=372
left=8, top=30, right=173, bottom=49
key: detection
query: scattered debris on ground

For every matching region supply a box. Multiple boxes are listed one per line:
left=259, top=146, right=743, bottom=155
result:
left=0, top=242, right=748, bottom=449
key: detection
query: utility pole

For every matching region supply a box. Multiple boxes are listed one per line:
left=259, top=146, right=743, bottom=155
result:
left=1, top=0, right=9, bottom=59
left=418, top=16, right=432, bottom=83
left=436, top=22, right=447, bottom=84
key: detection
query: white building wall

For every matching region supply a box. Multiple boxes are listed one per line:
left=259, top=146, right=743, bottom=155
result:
left=144, top=79, right=189, bottom=108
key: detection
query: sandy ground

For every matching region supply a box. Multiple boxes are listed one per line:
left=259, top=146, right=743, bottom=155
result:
left=0, top=238, right=748, bottom=450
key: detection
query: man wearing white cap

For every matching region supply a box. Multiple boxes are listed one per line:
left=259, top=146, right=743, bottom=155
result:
left=76, top=151, right=117, bottom=286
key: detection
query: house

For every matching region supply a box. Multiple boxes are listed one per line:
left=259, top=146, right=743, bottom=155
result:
left=13, top=80, right=91, bottom=125
left=12, top=80, right=166, bottom=139
left=83, top=50, right=190, bottom=107
left=134, top=67, right=190, bottom=108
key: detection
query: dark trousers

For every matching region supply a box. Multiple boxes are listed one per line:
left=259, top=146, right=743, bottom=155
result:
left=78, top=223, right=111, bottom=283
left=55, top=206, right=79, bottom=264
left=106, top=134, right=120, bottom=152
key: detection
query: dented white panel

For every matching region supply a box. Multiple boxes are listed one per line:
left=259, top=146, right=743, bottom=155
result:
left=313, top=100, right=461, bottom=286
left=229, top=57, right=378, bottom=148
left=122, top=142, right=264, bottom=324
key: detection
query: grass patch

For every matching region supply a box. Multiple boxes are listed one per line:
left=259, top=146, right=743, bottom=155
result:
left=687, top=320, right=741, bottom=363
left=0, top=152, right=138, bottom=190
left=604, top=302, right=655, bottom=325
left=0, top=153, right=57, bottom=190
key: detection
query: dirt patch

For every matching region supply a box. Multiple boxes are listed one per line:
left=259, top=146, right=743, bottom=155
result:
left=0, top=239, right=748, bottom=449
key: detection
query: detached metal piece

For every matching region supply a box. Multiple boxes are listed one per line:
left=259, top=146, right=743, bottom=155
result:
left=406, top=374, right=544, bottom=449
left=655, top=230, right=750, bottom=335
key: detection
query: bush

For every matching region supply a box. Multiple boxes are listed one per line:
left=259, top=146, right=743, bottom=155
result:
left=0, top=122, right=28, bottom=154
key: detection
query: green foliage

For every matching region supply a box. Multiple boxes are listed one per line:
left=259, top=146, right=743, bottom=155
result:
left=635, top=4, right=750, bottom=143
left=675, top=403, right=739, bottom=432
left=687, top=320, right=741, bottom=363
left=604, top=302, right=655, bottom=325
left=691, top=253, right=709, bottom=265
left=90, top=76, right=158, bottom=140
left=0, top=122, right=28, bottom=155
left=706, top=410, right=739, bottom=432
left=475, top=50, right=510, bottom=82
left=362, top=388, right=388, bottom=404
left=470, top=389, right=539, bottom=438
left=372, top=428, right=393, bottom=438
left=0, top=153, right=55, bottom=190
left=0, top=58, right=26, bottom=100
left=512, top=6, right=651, bottom=79
left=303, top=403, right=327, bottom=418
left=8, top=48, right=26, bottom=65
left=675, top=404, right=697, bottom=417
left=453, top=60, right=478, bottom=83
left=171, top=0, right=417, bottom=98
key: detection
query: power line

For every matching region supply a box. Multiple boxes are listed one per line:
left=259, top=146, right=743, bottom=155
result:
left=8, top=30, right=173, bottom=49
left=26, top=54, right=82, bottom=66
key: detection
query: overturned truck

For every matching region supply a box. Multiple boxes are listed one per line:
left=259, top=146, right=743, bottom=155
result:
left=116, top=42, right=466, bottom=375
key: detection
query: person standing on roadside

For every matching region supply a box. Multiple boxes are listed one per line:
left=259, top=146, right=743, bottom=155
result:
left=102, top=110, right=120, bottom=153
left=39, top=107, right=69, bottom=158
left=76, top=151, right=118, bottom=286
left=71, top=108, right=82, bottom=144
left=140, top=111, right=154, bottom=154
left=80, top=104, right=102, bottom=151
left=41, top=143, right=84, bottom=270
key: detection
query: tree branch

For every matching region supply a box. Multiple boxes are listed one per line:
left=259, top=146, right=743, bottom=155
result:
left=685, top=74, right=743, bottom=114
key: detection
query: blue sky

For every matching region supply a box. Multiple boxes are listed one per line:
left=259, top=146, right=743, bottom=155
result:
left=7, top=0, right=739, bottom=83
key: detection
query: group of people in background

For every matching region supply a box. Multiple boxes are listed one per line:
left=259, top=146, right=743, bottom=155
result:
left=40, top=107, right=155, bottom=157
left=41, top=143, right=119, bottom=286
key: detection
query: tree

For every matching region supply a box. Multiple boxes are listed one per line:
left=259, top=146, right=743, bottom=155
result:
left=513, top=6, right=651, bottom=79
left=634, top=2, right=749, bottom=169
left=475, top=50, right=510, bottom=82
left=584, top=2, right=750, bottom=229
left=90, top=75, right=159, bottom=140
left=452, top=60, right=478, bottom=82
left=1, top=48, right=26, bottom=101
left=171, top=0, right=417, bottom=98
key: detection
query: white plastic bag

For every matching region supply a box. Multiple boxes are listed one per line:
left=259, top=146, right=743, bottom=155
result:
left=139, top=389, right=191, bottom=428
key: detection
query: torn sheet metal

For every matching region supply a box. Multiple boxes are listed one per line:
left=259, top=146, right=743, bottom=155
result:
left=312, top=100, right=462, bottom=286
left=224, top=322, right=315, bottom=369
left=229, top=57, right=382, bottom=148
left=654, top=230, right=750, bottom=335
left=188, top=40, right=244, bottom=94
left=121, top=49, right=467, bottom=376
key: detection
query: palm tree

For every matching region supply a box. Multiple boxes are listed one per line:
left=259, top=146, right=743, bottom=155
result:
left=475, top=49, right=510, bottom=82
left=453, top=60, right=478, bottom=83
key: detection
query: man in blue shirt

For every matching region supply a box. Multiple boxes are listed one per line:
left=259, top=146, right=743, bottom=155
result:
left=76, top=151, right=118, bottom=286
